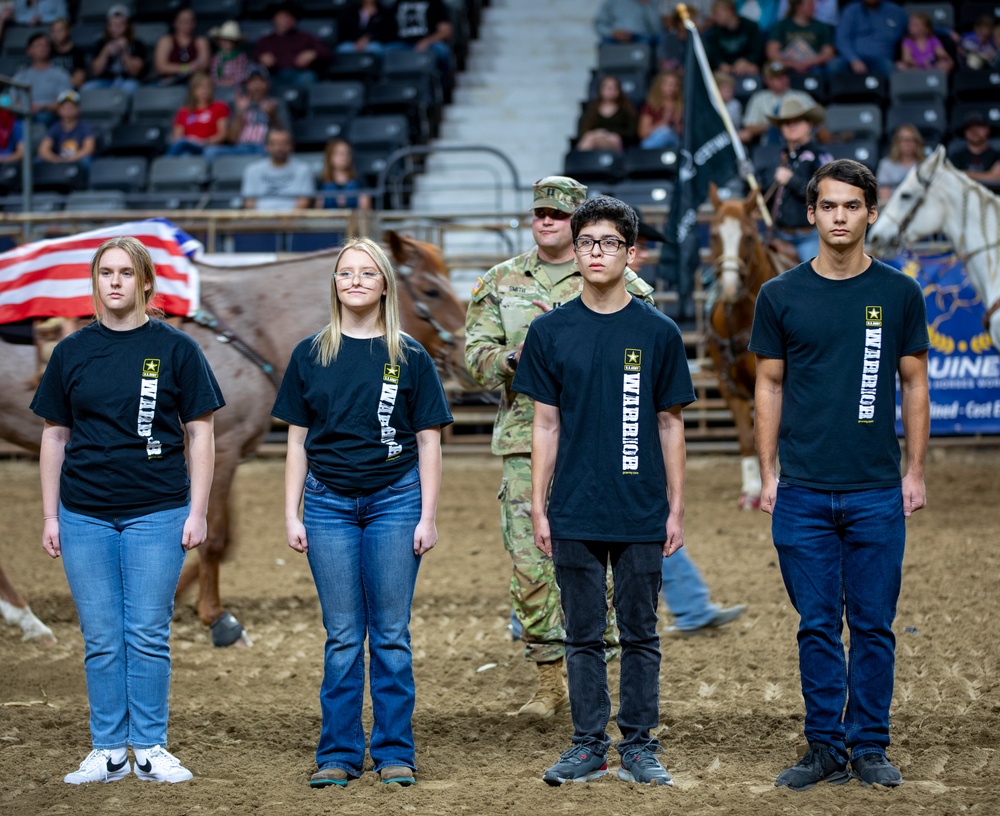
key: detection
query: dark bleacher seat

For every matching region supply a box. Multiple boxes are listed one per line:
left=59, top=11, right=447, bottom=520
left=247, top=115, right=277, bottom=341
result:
left=65, top=190, right=128, bottom=211
left=211, top=154, right=260, bottom=192
left=347, top=115, right=410, bottom=153
left=148, top=155, right=210, bottom=192
left=0, top=163, right=21, bottom=193
left=951, top=102, right=1000, bottom=136
left=563, top=149, right=626, bottom=185
left=826, top=138, right=880, bottom=171
left=623, top=147, right=678, bottom=181
left=131, top=85, right=188, bottom=124
left=200, top=193, right=245, bottom=210
left=298, top=18, right=338, bottom=50
left=273, top=84, right=307, bottom=118
left=587, top=70, right=647, bottom=107
left=612, top=180, right=673, bottom=210
left=789, top=72, right=828, bottom=105
left=828, top=72, right=888, bottom=106
left=0, top=55, right=26, bottom=75
left=79, top=87, right=130, bottom=129
left=597, top=43, right=653, bottom=75
left=308, top=81, right=367, bottom=117
left=952, top=69, right=1000, bottom=104
left=364, top=79, right=434, bottom=143
left=889, top=70, right=948, bottom=105
left=3, top=192, right=63, bottom=212
left=88, top=156, right=149, bottom=193
left=0, top=26, right=47, bottom=56
left=354, top=150, right=388, bottom=186
left=326, top=52, right=382, bottom=85
left=32, top=162, right=87, bottom=193
left=902, top=2, right=954, bottom=30
left=959, top=2, right=1000, bottom=29
left=885, top=102, right=947, bottom=145
left=825, top=103, right=883, bottom=142
left=191, top=0, right=243, bottom=26
left=236, top=19, right=273, bottom=44
left=132, top=22, right=169, bottom=52
left=126, top=192, right=189, bottom=210
left=78, top=0, right=125, bottom=23
left=293, top=117, right=351, bottom=152
left=382, top=49, right=438, bottom=80
left=733, top=74, right=763, bottom=105
left=107, top=123, right=168, bottom=158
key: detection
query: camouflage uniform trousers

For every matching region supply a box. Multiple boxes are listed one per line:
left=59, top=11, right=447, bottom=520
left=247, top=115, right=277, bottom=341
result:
left=501, top=454, right=619, bottom=663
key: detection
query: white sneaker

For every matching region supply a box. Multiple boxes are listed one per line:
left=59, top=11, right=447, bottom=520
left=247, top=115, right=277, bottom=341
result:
left=64, top=749, right=131, bottom=784
left=134, top=745, right=193, bottom=783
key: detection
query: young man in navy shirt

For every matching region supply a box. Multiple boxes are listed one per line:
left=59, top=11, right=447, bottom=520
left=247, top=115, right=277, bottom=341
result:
left=513, top=196, right=695, bottom=787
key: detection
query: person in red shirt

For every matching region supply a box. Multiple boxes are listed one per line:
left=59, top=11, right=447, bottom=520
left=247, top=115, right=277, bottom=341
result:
left=165, top=72, right=230, bottom=160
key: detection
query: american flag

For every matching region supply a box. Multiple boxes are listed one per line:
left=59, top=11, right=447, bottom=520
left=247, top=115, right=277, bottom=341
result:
left=0, top=219, right=202, bottom=324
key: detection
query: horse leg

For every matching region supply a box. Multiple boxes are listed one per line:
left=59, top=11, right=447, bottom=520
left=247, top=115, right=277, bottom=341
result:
left=197, top=452, right=252, bottom=647
left=716, top=371, right=761, bottom=510
left=0, top=563, right=55, bottom=643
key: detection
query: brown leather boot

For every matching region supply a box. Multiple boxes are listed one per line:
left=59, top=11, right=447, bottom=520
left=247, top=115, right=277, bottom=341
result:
left=518, top=657, right=570, bottom=717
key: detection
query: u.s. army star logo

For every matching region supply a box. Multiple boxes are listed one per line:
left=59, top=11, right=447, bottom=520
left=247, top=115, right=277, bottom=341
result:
left=865, top=306, right=882, bottom=327
left=384, top=364, right=400, bottom=383
left=624, top=348, right=641, bottom=371
left=142, top=358, right=160, bottom=378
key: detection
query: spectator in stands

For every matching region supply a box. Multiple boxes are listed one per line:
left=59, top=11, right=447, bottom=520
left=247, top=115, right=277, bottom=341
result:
left=897, top=13, right=953, bottom=73
left=0, top=110, right=24, bottom=165
left=1, top=0, right=67, bottom=28
left=576, top=75, right=638, bottom=152
left=959, top=15, right=999, bottom=70
left=950, top=113, right=1000, bottom=185
left=154, top=7, right=211, bottom=86
left=659, top=0, right=712, bottom=28
left=739, top=61, right=816, bottom=146
left=49, top=18, right=87, bottom=89
left=777, top=0, right=838, bottom=27
left=227, top=66, right=285, bottom=155
left=877, top=123, right=924, bottom=202
left=209, top=21, right=252, bottom=88
left=765, top=0, right=835, bottom=77
left=255, top=2, right=330, bottom=88
left=757, top=97, right=831, bottom=262
left=37, top=89, right=95, bottom=169
left=165, top=72, right=231, bottom=160
left=337, top=0, right=394, bottom=54
left=703, top=0, right=764, bottom=76
left=716, top=70, right=742, bottom=127
left=241, top=127, right=315, bottom=210
left=831, top=0, right=907, bottom=77
left=386, top=0, right=454, bottom=92
left=657, top=8, right=690, bottom=72
left=316, top=139, right=371, bottom=211
left=595, top=0, right=661, bottom=45
left=86, top=5, right=147, bottom=98
left=13, top=33, right=72, bottom=126
left=638, top=71, right=683, bottom=149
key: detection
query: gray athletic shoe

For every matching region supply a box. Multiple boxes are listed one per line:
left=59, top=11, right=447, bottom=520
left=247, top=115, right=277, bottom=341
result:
left=668, top=604, right=748, bottom=635
left=617, top=745, right=673, bottom=786
left=542, top=744, right=608, bottom=786
left=851, top=753, right=903, bottom=787
left=775, top=743, right=849, bottom=791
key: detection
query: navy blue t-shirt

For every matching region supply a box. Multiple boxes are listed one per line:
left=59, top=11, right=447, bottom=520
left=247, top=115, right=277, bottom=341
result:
left=271, top=333, right=453, bottom=496
left=748, top=258, right=930, bottom=490
left=512, top=296, right=695, bottom=542
left=30, top=320, right=226, bottom=520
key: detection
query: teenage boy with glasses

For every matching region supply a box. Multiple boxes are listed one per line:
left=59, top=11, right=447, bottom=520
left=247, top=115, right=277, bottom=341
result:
left=513, top=195, right=695, bottom=787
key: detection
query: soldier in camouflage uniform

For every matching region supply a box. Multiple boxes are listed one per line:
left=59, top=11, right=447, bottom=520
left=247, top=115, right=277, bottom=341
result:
left=465, top=176, right=656, bottom=717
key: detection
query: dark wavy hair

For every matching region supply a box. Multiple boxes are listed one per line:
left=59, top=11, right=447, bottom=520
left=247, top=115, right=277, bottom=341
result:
left=806, top=159, right=878, bottom=211
left=571, top=195, right=639, bottom=246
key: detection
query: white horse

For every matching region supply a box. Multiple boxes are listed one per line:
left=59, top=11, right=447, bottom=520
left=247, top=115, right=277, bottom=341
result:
left=868, top=145, right=1000, bottom=350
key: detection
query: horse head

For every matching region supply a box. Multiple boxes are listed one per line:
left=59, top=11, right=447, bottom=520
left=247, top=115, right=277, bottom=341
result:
left=708, top=182, right=762, bottom=304
left=867, top=144, right=951, bottom=257
left=384, top=230, right=475, bottom=389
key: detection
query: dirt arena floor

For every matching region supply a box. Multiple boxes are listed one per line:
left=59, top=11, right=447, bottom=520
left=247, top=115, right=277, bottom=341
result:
left=1, top=449, right=998, bottom=816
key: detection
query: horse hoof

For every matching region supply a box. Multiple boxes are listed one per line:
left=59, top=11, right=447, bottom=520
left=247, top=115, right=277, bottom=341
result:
left=210, top=611, right=249, bottom=648
left=737, top=494, right=761, bottom=511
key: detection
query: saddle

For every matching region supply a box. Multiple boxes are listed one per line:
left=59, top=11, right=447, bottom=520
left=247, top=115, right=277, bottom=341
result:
left=766, top=238, right=799, bottom=269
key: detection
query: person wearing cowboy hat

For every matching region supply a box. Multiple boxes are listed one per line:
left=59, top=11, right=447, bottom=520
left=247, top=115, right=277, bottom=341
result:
left=209, top=21, right=253, bottom=87
left=758, top=97, right=832, bottom=262
left=949, top=112, right=1000, bottom=185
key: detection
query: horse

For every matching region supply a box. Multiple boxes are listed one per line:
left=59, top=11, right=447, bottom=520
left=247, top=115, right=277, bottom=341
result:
left=868, top=145, right=1000, bottom=351
left=0, top=230, right=469, bottom=645
left=706, top=183, right=793, bottom=509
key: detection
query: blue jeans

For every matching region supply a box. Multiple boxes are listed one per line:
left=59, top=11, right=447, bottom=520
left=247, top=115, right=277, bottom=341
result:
left=82, top=77, right=141, bottom=98
left=552, top=538, right=662, bottom=756
left=776, top=229, right=820, bottom=264
left=304, top=465, right=423, bottom=776
left=59, top=503, right=188, bottom=750
left=661, top=546, right=720, bottom=630
left=772, top=484, right=905, bottom=760
left=640, top=126, right=679, bottom=150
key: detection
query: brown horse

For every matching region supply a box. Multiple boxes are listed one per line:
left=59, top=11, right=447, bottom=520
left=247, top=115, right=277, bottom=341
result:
left=706, top=184, right=792, bottom=509
left=0, top=231, right=468, bottom=645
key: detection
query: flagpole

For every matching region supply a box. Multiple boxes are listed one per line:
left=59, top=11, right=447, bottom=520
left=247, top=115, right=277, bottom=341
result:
left=676, top=4, right=772, bottom=228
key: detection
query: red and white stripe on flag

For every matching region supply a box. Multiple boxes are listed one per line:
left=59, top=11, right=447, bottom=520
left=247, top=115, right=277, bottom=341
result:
left=0, top=219, right=202, bottom=323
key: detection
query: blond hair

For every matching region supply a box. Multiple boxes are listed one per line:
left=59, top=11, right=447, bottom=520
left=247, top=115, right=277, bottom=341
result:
left=90, top=235, right=160, bottom=325
left=312, top=237, right=407, bottom=367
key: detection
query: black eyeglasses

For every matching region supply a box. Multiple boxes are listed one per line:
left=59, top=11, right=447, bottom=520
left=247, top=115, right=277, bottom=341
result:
left=574, top=237, right=628, bottom=254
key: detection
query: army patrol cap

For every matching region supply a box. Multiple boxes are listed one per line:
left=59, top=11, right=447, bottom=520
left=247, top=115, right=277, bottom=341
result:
left=533, top=176, right=587, bottom=214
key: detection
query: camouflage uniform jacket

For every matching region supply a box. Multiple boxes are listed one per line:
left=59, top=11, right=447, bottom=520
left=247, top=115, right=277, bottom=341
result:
left=465, top=246, right=655, bottom=456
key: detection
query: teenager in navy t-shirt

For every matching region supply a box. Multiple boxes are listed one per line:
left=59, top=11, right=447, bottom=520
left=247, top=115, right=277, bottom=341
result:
left=513, top=196, right=694, bottom=788
left=31, top=236, right=224, bottom=785
left=272, top=237, right=451, bottom=789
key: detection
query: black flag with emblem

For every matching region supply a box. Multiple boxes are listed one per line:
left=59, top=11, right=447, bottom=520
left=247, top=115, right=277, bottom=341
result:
left=661, top=27, right=739, bottom=316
